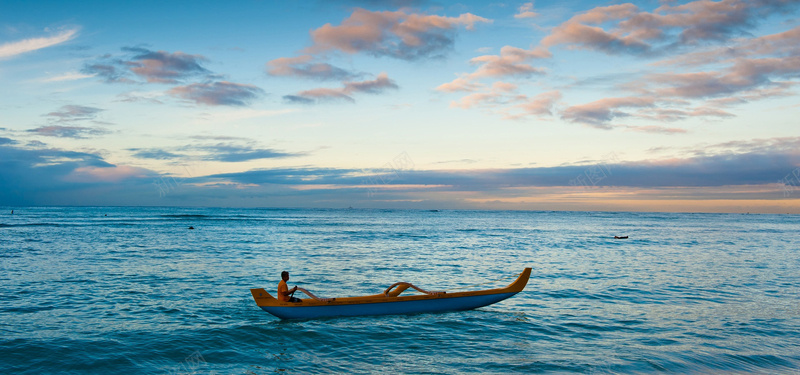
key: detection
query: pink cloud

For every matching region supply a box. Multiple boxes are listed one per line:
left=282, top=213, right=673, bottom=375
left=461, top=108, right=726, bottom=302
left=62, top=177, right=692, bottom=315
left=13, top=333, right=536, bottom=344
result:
left=436, top=46, right=550, bottom=94
left=469, top=46, right=551, bottom=78
left=561, top=96, right=656, bottom=128
left=284, top=73, right=399, bottom=104
left=516, top=90, right=562, bottom=117
left=656, top=26, right=800, bottom=67
left=306, top=8, right=490, bottom=60
left=542, top=22, right=651, bottom=54
left=648, top=55, right=800, bottom=99
left=435, top=77, right=482, bottom=93
left=449, top=81, right=518, bottom=109
left=343, top=72, right=398, bottom=94
left=514, top=3, right=538, bottom=19
left=541, top=4, right=651, bottom=54
left=266, top=55, right=360, bottom=81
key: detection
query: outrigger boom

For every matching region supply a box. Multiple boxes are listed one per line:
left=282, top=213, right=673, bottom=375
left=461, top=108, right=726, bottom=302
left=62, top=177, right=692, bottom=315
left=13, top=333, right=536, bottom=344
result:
left=250, top=268, right=531, bottom=320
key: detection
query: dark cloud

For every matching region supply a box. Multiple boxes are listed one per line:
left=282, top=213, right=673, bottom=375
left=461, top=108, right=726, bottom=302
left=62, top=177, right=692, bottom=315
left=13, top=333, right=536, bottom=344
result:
left=202, top=143, right=800, bottom=189
left=662, top=0, right=799, bottom=44
left=0, top=137, right=17, bottom=145
left=285, top=88, right=355, bottom=104
left=82, top=63, right=130, bottom=83
left=2, top=138, right=797, bottom=208
left=0, top=143, right=161, bottom=206
left=129, top=143, right=304, bottom=162
left=121, top=47, right=210, bottom=83
left=168, top=81, right=264, bottom=106
left=542, top=0, right=800, bottom=57
left=649, top=56, right=800, bottom=99
left=83, top=47, right=210, bottom=84
left=208, top=167, right=356, bottom=185
left=27, top=126, right=111, bottom=139
left=283, top=95, right=317, bottom=104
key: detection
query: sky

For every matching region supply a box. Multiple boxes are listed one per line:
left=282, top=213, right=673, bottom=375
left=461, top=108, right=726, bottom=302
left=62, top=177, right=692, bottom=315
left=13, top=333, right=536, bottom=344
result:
left=1, top=0, right=800, bottom=213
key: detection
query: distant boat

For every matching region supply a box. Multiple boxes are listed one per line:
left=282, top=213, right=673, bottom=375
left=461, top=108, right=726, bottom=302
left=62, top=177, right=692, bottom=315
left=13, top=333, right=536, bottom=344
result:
left=614, top=236, right=628, bottom=239
left=250, top=268, right=531, bottom=320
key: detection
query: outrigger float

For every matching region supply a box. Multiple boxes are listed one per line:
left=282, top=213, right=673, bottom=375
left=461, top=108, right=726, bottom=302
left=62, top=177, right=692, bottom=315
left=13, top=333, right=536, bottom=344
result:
left=250, top=268, right=531, bottom=320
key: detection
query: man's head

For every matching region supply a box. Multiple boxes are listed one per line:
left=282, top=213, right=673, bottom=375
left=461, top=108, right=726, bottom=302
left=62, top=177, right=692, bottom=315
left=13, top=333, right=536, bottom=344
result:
left=281, top=271, right=289, bottom=281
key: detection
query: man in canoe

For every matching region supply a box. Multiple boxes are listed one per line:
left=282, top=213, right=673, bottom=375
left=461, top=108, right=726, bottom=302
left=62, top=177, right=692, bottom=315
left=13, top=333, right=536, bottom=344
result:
left=278, top=271, right=302, bottom=302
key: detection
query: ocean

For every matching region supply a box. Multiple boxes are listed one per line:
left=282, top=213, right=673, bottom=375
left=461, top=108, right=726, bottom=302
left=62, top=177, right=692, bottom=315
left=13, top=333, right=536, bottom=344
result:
left=1, top=207, right=798, bottom=374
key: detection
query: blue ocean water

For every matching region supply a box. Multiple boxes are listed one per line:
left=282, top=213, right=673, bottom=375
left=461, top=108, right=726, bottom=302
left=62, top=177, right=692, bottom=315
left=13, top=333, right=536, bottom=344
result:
left=1, top=207, right=799, bottom=374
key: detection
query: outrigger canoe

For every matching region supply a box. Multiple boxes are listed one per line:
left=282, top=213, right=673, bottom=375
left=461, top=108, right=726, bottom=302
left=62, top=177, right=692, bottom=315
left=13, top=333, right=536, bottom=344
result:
left=250, top=268, right=531, bottom=320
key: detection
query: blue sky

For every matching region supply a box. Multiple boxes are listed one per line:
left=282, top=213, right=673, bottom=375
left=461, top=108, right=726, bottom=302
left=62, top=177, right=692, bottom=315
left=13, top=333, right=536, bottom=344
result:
left=1, top=0, right=799, bottom=212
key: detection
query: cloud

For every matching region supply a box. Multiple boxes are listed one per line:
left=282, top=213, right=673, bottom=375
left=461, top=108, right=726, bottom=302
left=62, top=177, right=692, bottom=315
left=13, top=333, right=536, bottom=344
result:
left=515, top=90, right=562, bottom=117
left=651, top=0, right=799, bottom=44
left=203, top=137, right=800, bottom=190
left=343, top=72, right=399, bottom=94
left=0, top=142, right=158, bottom=206
left=541, top=0, right=800, bottom=56
left=306, top=8, right=491, bottom=60
left=83, top=47, right=211, bottom=84
left=561, top=96, right=656, bottom=128
left=284, top=73, right=398, bottom=104
left=648, top=56, right=800, bottom=99
left=121, top=47, right=210, bottom=83
left=514, top=2, right=538, bottom=19
left=267, top=55, right=361, bottom=81
left=655, top=26, right=800, bottom=67
left=435, top=77, right=482, bottom=93
left=443, top=2, right=800, bottom=127
left=449, top=81, right=517, bottom=109
left=40, top=71, right=95, bottom=83
left=82, top=63, right=130, bottom=83
left=2, top=136, right=797, bottom=209
left=623, top=125, right=688, bottom=134
left=191, top=143, right=304, bottom=162
left=438, top=46, right=550, bottom=93
left=468, top=46, right=551, bottom=79
left=268, top=8, right=479, bottom=102
left=445, top=84, right=561, bottom=121
left=116, top=91, right=165, bottom=104
left=65, top=165, right=152, bottom=183
left=45, top=105, right=104, bottom=122
left=283, top=95, right=318, bottom=104
left=287, top=88, right=356, bottom=104
left=130, top=143, right=304, bottom=163
left=128, top=148, right=183, bottom=160
left=168, top=81, right=264, bottom=106
left=0, top=28, right=79, bottom=59
left=0, top=137, right=17, bottom=145
left=27, top=125, right=111, bottom=139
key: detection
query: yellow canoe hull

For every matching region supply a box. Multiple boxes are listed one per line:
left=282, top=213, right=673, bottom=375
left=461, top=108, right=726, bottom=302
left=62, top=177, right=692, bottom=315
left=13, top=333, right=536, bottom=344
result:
left=250, top=268, right=531, bottom=320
